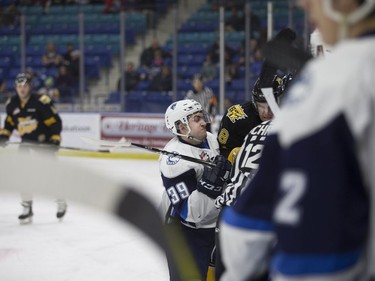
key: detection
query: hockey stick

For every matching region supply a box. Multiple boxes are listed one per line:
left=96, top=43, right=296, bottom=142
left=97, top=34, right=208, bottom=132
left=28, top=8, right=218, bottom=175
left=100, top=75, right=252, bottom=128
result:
left=4, top=141, right=113, bottom=153
left=0, top=150, right=201, bottom=281
left=261, top=87, right=280, bottom=118
left=80, top=136, right=216, bottom=168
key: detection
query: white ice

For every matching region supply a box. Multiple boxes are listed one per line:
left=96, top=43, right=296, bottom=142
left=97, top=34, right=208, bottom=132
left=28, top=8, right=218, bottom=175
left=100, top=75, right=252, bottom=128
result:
left=0, top=156, right=170, bottom=281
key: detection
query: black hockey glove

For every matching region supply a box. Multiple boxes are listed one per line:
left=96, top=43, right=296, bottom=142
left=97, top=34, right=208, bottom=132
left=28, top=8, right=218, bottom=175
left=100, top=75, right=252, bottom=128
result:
left=49, top=139, right=60, bottom=146
left=0, top=135, right=8, bottom=147
left=41, top=139, right=60, bottom=153
left=197, top=155, right=232, bottom=199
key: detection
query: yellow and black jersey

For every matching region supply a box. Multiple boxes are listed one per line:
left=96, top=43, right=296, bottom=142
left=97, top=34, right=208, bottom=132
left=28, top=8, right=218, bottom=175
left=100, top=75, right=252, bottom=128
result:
left=217, top=101, right=262, bottom=159
left=0, top=94, right=62, bottom=143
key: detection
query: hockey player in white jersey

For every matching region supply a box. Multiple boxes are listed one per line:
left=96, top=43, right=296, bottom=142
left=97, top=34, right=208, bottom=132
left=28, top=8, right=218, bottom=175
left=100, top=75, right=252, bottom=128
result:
left=220, top=0, right=375, bottom=280
left=159, top=99, right=231, bottom=280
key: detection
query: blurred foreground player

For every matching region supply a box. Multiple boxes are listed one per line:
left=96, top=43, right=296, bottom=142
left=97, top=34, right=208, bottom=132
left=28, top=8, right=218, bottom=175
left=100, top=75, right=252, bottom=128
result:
left=221, top=0, right=375, bottom=280
left=0, top=73, right=67, bottom=224
left=159, top=99, right=231, bottom=280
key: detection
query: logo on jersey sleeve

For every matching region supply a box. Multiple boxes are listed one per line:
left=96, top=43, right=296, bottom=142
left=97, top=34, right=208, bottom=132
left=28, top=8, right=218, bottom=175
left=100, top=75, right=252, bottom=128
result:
left=166, top=152, right=180, bottom=165
left=39, top=95, right=52, bottom=104
left=199, top=151, right=210, bottom=161
left=227, top=105, right=248, bottom=123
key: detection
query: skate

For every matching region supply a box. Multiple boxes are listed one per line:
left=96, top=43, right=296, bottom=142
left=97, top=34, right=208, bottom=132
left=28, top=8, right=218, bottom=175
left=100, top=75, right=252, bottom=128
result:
left=18, top=201, right=33, bottom=224
left=56, top=200, right=67, bottom=221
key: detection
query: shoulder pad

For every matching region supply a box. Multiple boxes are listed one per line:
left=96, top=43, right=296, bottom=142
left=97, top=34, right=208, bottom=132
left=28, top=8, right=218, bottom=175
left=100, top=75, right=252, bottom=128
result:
left=39, top=95, right=52, bottom=104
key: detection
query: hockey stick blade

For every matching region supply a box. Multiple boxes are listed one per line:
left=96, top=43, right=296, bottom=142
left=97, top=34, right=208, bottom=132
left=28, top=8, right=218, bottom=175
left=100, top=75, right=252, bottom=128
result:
left=5, top=141, right=112, bottom=153
left=80, top=136, right=216, bottom=167
left=80, top=136, right=132, bottom=148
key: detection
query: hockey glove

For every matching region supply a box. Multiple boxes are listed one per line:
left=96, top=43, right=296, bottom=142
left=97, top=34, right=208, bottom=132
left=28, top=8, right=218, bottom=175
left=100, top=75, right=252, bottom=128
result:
left=0, top=135, right=9, bottom=147
left=197, top=155, right=232, bottom=199
left=49, top=139, right=60, bottom=146
left=38, top=139, right=60, bottom=153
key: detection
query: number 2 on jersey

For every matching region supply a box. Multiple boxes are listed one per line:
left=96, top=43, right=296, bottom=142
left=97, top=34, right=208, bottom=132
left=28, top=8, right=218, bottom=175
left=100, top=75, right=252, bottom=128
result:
left=274, top=171, right=307, bottom=225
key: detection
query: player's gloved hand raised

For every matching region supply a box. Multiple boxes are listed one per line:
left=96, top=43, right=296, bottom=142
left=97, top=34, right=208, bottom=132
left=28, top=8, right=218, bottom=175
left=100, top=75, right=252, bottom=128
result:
left=0, top=135, right=9, bottom=147
left=197, top=155, right=232, bottom=199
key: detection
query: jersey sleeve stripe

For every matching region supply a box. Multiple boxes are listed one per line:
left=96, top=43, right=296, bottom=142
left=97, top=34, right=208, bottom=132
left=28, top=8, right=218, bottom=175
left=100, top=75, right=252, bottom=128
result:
left=272, top=249, right=362, bottom=275
left=222, top=207, right=273, bottom=231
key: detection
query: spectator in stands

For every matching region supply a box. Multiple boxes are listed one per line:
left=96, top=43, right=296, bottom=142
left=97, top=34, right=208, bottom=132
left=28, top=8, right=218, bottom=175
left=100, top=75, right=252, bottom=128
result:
left=62, top=43, right=80, bottom=81
left=185, top=74, right=217, bottom=132
left=25, top=67, right=44, bottom=92
left=251, top=47, right=264, bottom=78
left=38, top=77, right=60, bottom=102
left=2, top=4, right=21, bottom=27
left=0, top=79, right=12, bottom=103
left=63, top=42, right=76, bottom=68
left=225, top=7, right=244, bottom=32
left=237, top=37, right=259, bottom=67
left=149, top=64, right=172, bottom=92
left=140, top=38, right=169, bottom=68
left=249, top=11, right=261, bottom=36
left=55, top=65, right=76, bottom=102
left=102, top=0, right=121, bottom=14
left=42, top=42, right=63, bottom=69
left=208, top=39, right=236, bottom=65
left=200, top=54, right=217, bottom=82
left=0, top=7, right=5, bottom=28
left=151, top=49, right=165, bottom=67
left=117, top=62, right=143, bottom=91
left=207, top=40, right=239, bottom=84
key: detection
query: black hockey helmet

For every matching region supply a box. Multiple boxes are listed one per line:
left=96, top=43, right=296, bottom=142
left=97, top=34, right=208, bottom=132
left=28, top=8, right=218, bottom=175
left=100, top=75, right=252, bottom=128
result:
left=14, top=73, right=31, bottom=86
left=252, top=74, right=283, bottom=104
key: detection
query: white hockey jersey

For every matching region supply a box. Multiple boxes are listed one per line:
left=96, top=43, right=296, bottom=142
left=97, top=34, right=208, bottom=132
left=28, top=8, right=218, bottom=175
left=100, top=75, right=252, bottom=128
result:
left=159, top=132, right=221, bottom=228
left=220, top=35, right=375, bottom=281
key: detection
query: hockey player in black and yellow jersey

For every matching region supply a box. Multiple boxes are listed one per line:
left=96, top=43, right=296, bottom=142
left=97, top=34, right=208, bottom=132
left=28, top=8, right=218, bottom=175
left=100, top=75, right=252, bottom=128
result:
left=0, top=73, right=67, bottom=224
left=217, top=75, right=283, bottom=159
left=0, top=73, right=62, bottom=145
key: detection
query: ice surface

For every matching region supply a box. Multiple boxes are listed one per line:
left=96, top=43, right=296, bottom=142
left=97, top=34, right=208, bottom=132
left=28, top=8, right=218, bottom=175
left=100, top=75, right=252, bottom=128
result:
left=0, top=156, right=169, bottom=281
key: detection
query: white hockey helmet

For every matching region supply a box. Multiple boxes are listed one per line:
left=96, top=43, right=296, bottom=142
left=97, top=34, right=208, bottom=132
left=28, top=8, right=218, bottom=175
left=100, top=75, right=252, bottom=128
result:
left=322, top=0, right=375, bottom=40
left=165, top=99, right=207, bottom=137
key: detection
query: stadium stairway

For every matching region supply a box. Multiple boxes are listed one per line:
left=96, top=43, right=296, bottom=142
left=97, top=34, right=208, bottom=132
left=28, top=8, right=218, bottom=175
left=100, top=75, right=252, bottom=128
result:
left=89, top=0, right=206, bottom=108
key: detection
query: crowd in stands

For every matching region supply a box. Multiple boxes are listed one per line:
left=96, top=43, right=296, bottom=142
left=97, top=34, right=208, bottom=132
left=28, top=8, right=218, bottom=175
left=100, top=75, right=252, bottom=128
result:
left=0, top=4, right=21, bottom=27
left=102, top=0, right=160, bottom=14
left=0, top=39, right=81, bottom=103
left=116, top=29, right=265, bottom=105
left=0, top=0, right=300, bottom=112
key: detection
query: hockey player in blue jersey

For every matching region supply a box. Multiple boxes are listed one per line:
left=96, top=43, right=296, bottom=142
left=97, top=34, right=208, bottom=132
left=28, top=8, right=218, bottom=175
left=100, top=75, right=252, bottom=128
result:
left=220, top=0, right=375, bottom=280
left=159, top=99, right=232, bottom=280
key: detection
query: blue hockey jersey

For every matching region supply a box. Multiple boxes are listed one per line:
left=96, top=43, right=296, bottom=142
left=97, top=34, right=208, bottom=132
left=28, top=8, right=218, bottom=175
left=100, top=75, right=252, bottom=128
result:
left=220, top=36, right=375, bottom=280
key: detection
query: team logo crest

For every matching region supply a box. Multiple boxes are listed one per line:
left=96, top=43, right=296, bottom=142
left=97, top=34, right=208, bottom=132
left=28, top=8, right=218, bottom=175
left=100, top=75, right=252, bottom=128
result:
left=199, top=151, right=210, bottom=161
left=166, top=152, right=180, bottom=165
left=227, top=105, right=247, bottom=123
